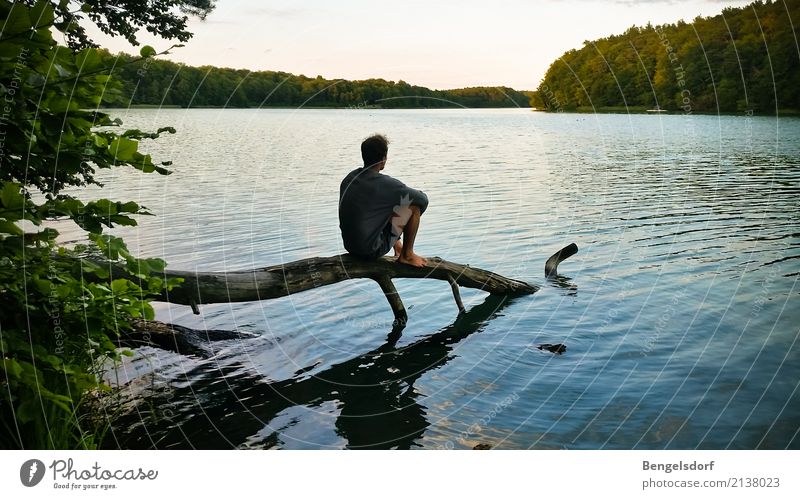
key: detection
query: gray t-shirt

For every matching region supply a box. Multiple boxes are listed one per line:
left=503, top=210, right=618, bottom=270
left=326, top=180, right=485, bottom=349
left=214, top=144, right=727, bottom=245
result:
left=339, top=167, right=429, bottom=258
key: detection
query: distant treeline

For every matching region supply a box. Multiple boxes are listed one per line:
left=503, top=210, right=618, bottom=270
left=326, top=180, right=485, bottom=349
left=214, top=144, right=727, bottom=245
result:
left=101, top=52, right=533, bottom=108
left=531, top=0, right=800, bottom=113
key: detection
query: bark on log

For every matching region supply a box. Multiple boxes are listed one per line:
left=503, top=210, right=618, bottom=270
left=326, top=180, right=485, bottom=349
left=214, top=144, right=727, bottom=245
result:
left=137, top=254, right=539, bottom=326
left=106, top=244, right=576, bottom=328
left=157, top=254, right=537, bottom=306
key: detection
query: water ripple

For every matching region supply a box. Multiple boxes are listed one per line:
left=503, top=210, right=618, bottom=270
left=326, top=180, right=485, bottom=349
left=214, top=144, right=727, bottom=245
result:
left=96, top=109, right=799, bottom=449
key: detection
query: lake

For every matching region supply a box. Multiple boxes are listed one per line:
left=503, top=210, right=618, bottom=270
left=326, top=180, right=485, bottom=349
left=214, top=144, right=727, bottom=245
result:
left=81, top=108, right=799, bottom=449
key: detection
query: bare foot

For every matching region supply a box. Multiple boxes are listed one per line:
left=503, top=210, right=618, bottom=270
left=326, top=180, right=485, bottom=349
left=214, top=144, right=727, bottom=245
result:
left=398, top=252, right=427, bottom=267
left=393, top=240, right=403, bottom=257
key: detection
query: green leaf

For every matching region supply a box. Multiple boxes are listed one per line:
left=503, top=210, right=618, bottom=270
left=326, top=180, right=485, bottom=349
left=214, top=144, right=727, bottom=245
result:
left=118, top=201, right=139, bottom=213
left=110, top=279, right=129, bottom=295
left=108, top=137, right=138, bottom=162
left=0, top=182, right=24, bottom=210
left=33, top=277, right=51, bottom=294
left=1, top=358, right=23, bottom=379
left=80, top=259, right=109, bottom=279
left=109, top=214, right=137, bottom=226
left=29, top=0, right=55, bottom=28
left=92, top=199, right=116, bottom=215
left=144, top=258, right=166, bottom=273
left=75, top=48, right=102, bottom=71
left=107, top=236, right=131, bottom=259
left=138, top=153, right=155, bottom=173
left=52, top=63, right=70, bottom=78
left=4, top=3, right=33, bottom=36
left=142, top=304, right=155, bottom=321
left=166, top=277, right=184, bottom=290
left=0, top=41, right=24, bottom=58
left=45, top=355, right=63, bottom=368
left=55, top=284, right=73, bottom=299
left=139, top=45, right=157, bottom=58
left=16, top=399, right=38, bottom=424
left=0, top=220, right=23, bottom=235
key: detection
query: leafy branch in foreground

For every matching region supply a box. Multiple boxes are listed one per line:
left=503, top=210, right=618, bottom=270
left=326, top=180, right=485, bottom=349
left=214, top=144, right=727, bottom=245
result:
left=14, top=0, right=215, bottom=49
left=0, top=0, right=185, bottom=449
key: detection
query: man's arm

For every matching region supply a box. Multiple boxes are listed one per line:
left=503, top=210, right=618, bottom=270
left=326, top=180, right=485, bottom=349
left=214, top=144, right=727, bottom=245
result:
left=381, top=175, right=428, bottom=213
left=404, top=185, right=428, bottom=213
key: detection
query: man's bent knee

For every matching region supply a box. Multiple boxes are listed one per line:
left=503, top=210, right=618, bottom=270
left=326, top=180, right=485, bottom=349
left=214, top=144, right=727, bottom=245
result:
left=390, top=204, right=421, bottom=235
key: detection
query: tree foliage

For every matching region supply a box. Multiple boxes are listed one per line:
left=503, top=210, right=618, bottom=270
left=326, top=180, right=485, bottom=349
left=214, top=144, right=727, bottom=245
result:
left=0, top=0, right=193, bottom=448
left=100, top=52, right=534, bottom=109
left=16, top=0, right=215, bottom=49
left=532, top=0, right=800, bottom=113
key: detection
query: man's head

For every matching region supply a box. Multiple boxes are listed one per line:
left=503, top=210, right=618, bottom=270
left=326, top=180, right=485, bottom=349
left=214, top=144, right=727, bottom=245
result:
left=361, top=134, right=389, bottom=170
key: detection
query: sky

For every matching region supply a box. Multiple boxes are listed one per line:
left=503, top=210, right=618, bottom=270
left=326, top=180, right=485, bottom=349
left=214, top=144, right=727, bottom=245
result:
left=86, top=0, right=755, bottom=90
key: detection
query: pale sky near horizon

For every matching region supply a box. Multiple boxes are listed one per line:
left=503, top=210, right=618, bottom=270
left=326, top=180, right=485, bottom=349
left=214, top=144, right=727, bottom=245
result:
left=86, top=0, right=754, bottom=90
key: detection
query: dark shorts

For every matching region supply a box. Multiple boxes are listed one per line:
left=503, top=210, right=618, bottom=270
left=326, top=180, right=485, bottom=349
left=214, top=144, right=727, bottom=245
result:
left=371, top=221, right=400, bottom=258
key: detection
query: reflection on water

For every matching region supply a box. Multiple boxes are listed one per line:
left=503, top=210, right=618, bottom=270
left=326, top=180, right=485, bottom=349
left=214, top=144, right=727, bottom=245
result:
left=91, top=109, right=799, bottom=449
left=107, top=295, right=512, bottom=449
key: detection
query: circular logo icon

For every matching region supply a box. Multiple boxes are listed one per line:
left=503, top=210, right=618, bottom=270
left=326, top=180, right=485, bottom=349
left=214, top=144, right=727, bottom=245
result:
left=20, top=459, right=45, bottom=487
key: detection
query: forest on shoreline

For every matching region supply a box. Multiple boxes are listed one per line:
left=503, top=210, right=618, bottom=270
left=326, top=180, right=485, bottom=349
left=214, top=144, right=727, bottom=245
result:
left=101, top=51, right=534, bottom=109
left=104, top=0, right=799, bottom=114
left=530, top=0, right=799, bottom=114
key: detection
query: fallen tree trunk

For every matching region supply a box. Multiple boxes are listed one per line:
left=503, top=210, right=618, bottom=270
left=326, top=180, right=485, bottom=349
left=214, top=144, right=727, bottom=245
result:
left=156, top=254, right=539, bottom=327
left=119, top=319, right=259, bottom=357
left=110, top=245, right=577, bottom=328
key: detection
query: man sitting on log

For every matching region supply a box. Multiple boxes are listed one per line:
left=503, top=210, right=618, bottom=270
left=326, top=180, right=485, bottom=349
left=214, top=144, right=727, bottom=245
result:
left=339, top=134, right=428, bottom=267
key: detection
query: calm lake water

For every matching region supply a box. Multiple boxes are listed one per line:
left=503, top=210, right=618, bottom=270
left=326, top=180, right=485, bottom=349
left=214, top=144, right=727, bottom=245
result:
left=82, top=108, right=798, bottom=449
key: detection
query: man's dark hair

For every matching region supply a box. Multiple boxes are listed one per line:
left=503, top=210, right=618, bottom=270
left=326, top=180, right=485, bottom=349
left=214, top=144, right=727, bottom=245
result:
left=361, top=134, right=390, bottom=168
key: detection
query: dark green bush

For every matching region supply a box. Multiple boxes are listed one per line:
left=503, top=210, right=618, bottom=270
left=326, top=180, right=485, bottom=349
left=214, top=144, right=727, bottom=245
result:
left=0, top=0, right=181, bottom=449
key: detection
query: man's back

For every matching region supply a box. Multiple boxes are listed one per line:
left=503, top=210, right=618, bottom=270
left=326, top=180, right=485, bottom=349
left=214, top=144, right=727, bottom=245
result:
left=339, top=167, right=428, bottom=258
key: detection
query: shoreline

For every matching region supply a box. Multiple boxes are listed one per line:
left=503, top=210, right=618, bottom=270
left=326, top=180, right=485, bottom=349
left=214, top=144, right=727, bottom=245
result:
left=112, top=105, right=799, bottom=116
left=115, top=104, right=533, bottom=110
left=530, top=106, right=800, bottom=117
